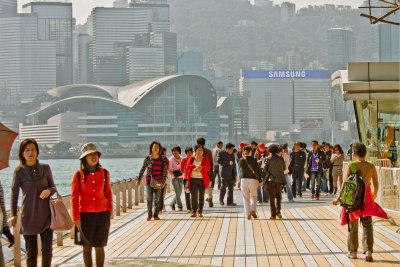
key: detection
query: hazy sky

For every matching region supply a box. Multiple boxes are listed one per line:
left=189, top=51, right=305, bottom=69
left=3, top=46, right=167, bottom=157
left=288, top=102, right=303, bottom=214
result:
left=19, top=0, right=365, bottom=24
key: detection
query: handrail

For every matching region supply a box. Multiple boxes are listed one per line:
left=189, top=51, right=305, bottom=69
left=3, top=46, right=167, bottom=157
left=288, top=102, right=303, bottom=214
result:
left=9, top=176, right=147, bottom=267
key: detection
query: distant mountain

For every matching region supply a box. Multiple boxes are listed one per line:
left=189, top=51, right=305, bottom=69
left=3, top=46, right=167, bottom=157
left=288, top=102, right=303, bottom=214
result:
left=169, top=0, right=374, bottom=71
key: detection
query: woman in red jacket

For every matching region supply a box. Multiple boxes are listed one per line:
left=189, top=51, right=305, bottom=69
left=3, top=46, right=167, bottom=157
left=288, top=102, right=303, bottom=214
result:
left=186, top=144, right=210, bottom=218
left=71, top=143, right=112, bottom=267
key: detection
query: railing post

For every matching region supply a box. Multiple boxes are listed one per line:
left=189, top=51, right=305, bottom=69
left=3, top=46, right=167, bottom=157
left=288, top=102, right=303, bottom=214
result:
left=115, top=182, right=121, bottom=216
left=127, top=178, right=133, bottom=209
left=134, top=178, right=139, bottom=206
left=122, top=179, right=127, bottom=213
left=140, top=178, right=145, bottom=203
left=13, top=209, right=21, bottom=267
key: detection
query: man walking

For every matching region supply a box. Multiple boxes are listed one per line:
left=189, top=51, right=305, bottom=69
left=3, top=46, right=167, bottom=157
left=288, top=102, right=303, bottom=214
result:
left=218, top=143, right=237, bottom=206
left=306, top=140, right=326, bottom=200
left=289, top=142, right=306, bottom=198
left=212, top=141, right=223, bottom=190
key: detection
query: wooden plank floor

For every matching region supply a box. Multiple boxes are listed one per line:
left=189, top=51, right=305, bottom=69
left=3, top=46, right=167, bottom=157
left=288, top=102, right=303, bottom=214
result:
left=5, top=188, right=400, bottom=267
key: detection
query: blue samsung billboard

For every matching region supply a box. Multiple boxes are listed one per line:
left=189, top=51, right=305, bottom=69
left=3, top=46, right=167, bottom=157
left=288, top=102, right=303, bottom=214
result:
left=243, top=70, right=330, bottom=79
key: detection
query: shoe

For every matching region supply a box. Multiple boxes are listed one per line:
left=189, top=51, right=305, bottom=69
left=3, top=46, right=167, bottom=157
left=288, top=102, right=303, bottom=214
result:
left=324, top=193, right=329, bottom=196
left=247, top=215, right=252, bottom=220
left=198, top=212, right=203, bottom=218
left=270, top=216, right=276, bottom=220
left=187, top=209, right=192, bottom=213
left=251, top=211, right=258, bottom=219
left=311, top=194, right=315, bottom=199
left=153, top=216, right=160, bottom=220
left=190, top=212, right=197, bottom=218
left=220, top=201, right=225, bottom=206
left=146, top=217, right=151, bottom=221
left=178, top=207, right=183, bottom=211
left=347, top=252, right=357, bottom=259
left=277, top=213, right=282, bottom=219
left=299, top=193, right=302, bottom=198
left=365, top=251, right=373, bottom=262
left=334, top=188, right=337, bottom=195
left=208, top=199, right=214, bottom=208
left=315, top=196, right=320, bottom=200
left=288, top=199, right=295, bottom=203
left=170, top=205, right=176, bottom=211
left=227, top=203, right=237, bottom=206
left=205, top=198, right=209, bottom=201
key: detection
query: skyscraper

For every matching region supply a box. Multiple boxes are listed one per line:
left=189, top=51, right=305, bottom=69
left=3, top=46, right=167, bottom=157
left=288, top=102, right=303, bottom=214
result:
left=0, top=0, right=17, bottom=17
left=0, top=15, right=56, bottom=102
left=23, top=2, right=74, bottom=86
left=327, top=27, right=355, bottom=72
left=281, top=2, right=296, bottom=23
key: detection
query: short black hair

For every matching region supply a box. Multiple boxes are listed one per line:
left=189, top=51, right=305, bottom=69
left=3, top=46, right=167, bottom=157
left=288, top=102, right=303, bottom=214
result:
left=352, top=142, right=367, bottom=158
left=311, top=140, right=318, bottom=145
left=251, top=141, right=258, bottom=146
left=226, top=143, right=235, bottom=149
left=149, top=141, right=162, bottom=155
left=184, top=146, right=193, bottom=154
left=196, top=137, right=206, bottom=146
left=268, top=144, right=280, bottom=155
left=243, top=145, right=252, bottom=154
left=171, top=145, right=181, bottom=154
left=217, top=140, right=223, bottom=145
left=300, top=142, right=307, bottom=149
left=282, top=143, right=288, bottom=150
left=194, top=144, right=203, bottom=152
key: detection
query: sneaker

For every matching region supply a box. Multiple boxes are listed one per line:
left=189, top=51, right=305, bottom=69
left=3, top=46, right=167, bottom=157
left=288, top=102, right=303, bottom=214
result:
left=208, top=199, right=214, bottom=208
left=247, top=215, right=252, bottom=220
left=153, top=216, right=160, bottom=220
left=251, top=211, right=258, bottom=219
left=226, top=203, right=237, bottom=206
left=311, top=194, right=315, bottom=199
left=170, top=205, right=176, bottom=211
left=365, top=251, right=373, bottom=262
left=146, top=217, right=151, bottom=221
left=347, top=252, right=357, bottom=259
left=220, top=201, right=225, bottom=206
left=277, top=213, right=282, bottom=219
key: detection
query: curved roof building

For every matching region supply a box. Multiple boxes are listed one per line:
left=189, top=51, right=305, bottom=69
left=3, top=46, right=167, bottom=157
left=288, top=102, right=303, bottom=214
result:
left=24, top=75, right=220, bottom=146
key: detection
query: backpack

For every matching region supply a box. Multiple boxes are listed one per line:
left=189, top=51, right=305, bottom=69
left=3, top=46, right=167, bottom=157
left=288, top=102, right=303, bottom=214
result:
left=339, top=162, right=365, bottom=231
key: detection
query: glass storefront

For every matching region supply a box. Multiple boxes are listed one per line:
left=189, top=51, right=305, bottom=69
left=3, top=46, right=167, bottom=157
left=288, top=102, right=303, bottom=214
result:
left=354, top=99, right=400, bottom=167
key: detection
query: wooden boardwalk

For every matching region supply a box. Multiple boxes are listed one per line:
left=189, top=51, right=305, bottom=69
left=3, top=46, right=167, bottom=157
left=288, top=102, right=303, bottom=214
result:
left=6, top=189, right=400, bottom=267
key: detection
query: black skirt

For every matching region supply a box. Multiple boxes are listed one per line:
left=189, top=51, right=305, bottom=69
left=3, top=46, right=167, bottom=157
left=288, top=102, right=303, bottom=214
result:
left=75, top=211, right=111, bottom=247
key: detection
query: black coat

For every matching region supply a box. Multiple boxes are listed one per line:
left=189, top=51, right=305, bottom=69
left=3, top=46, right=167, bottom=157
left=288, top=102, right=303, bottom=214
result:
left=217, top=150, right=236, bottom=179
left=306, top=150, right=326, bottom=175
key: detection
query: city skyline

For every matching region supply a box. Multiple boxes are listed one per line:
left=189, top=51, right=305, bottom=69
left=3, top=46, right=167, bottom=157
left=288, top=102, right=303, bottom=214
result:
left=18, top=0, right=365, bottom=24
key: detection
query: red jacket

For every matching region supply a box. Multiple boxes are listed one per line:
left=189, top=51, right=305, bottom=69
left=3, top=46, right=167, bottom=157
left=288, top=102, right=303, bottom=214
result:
left=180, top=156, right=190, bottom=179
left=186, top=156, right=210, bottom=188
left=71, top=167, right=113, bottom=221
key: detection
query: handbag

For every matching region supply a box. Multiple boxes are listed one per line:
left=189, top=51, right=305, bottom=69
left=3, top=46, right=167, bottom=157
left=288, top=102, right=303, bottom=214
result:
left=172, top=169, right=183, bottom=178
left=149, top=176, right=164, bottom=190
left=50, top=192, right=74, bottom=231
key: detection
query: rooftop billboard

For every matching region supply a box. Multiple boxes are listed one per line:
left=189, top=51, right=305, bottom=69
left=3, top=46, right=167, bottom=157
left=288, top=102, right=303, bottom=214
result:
left=243, top=70, right=330, bottom=79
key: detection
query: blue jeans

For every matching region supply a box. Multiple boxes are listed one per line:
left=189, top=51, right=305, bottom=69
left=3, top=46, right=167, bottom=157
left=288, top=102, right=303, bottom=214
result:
left=258, top=187, right=269, bottom=202
left=146, top=185, right=162, bottom=218
left=321, top=170, right=328, bottom=193
left=285, top=174, right=294, bottom=201
left=171, top=178, right=184, bottom=208
left=310, top=172, right=322, bottom=197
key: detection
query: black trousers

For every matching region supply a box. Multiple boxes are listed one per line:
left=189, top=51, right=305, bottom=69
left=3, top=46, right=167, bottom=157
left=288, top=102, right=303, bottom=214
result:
left=24, top=228, right=53, bottom=267
left=268, top=181, right=282, bottom=218
left=213, top=166, right=221, bottom=189
left=328, top=167, right=334, bottom=193
left=183, top=179, right=192, bottom=211
left=190, top=178, right=205, bottom=212
left=291, top=168, right=304, bottom=197
left=220, top=177, right=235, bottom=204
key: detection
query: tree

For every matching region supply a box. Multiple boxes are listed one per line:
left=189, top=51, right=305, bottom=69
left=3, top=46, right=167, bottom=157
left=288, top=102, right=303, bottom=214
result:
left=52, top=141, right=72, bottom=154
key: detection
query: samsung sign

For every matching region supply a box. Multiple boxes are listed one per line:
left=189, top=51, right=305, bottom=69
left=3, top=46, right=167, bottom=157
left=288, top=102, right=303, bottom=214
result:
left=243, top=70, right=330, bottom=79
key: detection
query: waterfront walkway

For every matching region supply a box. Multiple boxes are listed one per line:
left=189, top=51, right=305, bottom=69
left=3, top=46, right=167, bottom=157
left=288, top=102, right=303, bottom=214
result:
left=6, top=189, right=400, bottom=267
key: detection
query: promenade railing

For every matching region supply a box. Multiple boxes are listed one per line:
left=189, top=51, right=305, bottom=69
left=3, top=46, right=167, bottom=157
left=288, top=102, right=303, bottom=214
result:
left=8, top=177, right=155, bottom=267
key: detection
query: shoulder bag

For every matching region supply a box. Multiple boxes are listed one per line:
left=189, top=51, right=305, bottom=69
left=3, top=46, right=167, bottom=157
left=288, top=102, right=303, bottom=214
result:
left=50, top=192, right=74, bottom=231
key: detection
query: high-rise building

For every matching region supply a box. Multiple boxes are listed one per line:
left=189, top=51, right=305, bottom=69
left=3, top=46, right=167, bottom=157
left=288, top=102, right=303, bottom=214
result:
left=114, top=0, right=129, bottom=8
left=127, top=47, right=164, bottom=83
left=0, top=15, right=56, bottom=102
left=327, top=27, right=355, bottom=72
left=378, top=21, right=400, bottom=61
left=0, top=0, right=17, bottom=17
left=23, top=2, right=74, bottom=86
left=130, top=0, right=170, bottom=32
left=154, top=32, right=177, bottom=75
left=242, top=70, right=331, bottom=139
left=77, top=34, right=93, bottom=84
left=281, top=2, right=296, bottom=23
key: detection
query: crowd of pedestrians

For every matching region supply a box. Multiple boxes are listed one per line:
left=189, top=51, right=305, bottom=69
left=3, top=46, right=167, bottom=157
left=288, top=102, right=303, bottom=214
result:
left=0, top=137, right=389, bottom=266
